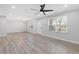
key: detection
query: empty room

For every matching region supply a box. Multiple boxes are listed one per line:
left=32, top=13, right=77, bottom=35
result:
left=0, top=4, right=79, bottom=54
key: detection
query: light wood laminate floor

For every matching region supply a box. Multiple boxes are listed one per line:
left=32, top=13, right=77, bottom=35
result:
left=0, top=32, right=79, bottom=54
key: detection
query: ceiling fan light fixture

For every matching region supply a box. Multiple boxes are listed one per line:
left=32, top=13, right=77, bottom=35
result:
left=31, top=4, right=53, bottom=15
left=40, top=12, right=43, bottom=14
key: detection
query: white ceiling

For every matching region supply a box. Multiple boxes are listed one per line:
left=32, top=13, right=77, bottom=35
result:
left=0, top=4, right=79, bottom=21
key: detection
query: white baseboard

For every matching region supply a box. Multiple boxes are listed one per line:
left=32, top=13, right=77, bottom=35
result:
left=0, top=34, right=7, bottom=37
left=27, top=31, right=79, bottom=45
left=53, top=37, right=79, bottom=44
left=7, top=31, right=26, bottom=33
left=40, top=34, right=79, bottom=45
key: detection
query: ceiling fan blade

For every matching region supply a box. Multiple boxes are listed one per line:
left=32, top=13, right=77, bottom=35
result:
left=40, top=4, right=45, bottom=10
left=43, top=12, right=46, bottom=15
left=42, top=4, right=45, bottom=8
left=31, top=8, right=39, bottom=11
left=31, top=4, right=54, bottom=15
left=43, top=10, right=53, bottom=12
left=34, top=12, right=40, bottom=15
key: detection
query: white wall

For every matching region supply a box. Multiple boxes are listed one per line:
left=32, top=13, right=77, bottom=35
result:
left=0, top=17, right=7, bottom=36
left=26, top=10, right=79, bottom=43
left=6, top=19, right=27, bottom=33
left=0, top=18, right=27, bottom=36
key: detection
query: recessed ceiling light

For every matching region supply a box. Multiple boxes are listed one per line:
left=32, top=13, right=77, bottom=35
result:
left=12, top=6, right=16, bottom=9
left=64, top=5, right=68, bottom=8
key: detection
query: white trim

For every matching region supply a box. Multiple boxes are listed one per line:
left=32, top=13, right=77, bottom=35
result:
left=27, top=31, right=79, bottom=45
left=0, top=34, right=7, bottom=37
left=40, top=34, right=79, bottom=45
left=53, top=37, right=79, bottom=44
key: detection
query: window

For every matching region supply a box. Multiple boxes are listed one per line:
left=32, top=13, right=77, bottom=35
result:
left=48, top=16, right=68, bottom=33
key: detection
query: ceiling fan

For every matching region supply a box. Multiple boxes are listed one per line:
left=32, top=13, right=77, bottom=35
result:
left=31, top=4, right=54, bottom=15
